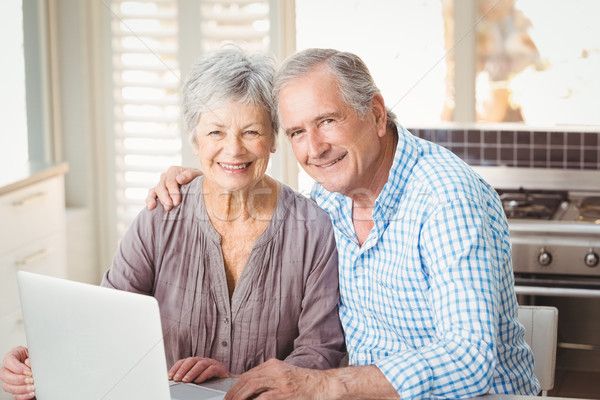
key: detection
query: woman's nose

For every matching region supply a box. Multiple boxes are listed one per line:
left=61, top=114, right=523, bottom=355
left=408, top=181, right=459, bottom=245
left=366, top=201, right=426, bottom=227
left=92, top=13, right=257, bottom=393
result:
left=224, top=134, right=245, bottom=156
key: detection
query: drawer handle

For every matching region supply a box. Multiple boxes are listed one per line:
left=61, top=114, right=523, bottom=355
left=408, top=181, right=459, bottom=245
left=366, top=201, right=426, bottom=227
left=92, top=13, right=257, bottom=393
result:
left=13, top=192, right=48, bottom=207
left=16, top=248, right=54, bottom=266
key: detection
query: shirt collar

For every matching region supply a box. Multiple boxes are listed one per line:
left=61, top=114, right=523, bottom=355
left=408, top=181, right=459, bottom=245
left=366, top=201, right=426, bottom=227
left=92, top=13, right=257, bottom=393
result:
left=373, top=124, right=420, bottom=217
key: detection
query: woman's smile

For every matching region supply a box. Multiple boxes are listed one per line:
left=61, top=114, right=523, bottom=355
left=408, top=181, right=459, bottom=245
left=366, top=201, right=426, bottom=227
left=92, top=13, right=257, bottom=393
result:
left=218, top=161, right=252, bottom=172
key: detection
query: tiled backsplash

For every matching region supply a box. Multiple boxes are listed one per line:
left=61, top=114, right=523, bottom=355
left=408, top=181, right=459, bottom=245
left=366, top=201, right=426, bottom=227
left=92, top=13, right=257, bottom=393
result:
left=409, top=127, right=600, bottom=170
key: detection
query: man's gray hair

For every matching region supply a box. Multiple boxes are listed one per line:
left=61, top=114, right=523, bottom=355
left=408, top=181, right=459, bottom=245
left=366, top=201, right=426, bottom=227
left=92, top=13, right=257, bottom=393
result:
left=273, top=48, right=398, bottom=132
left=182, top=46, right=278, bottom=147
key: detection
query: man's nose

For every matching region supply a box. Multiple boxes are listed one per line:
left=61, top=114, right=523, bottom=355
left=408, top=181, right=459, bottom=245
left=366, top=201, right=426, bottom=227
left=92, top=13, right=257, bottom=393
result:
left=306, top=130, right=329, bottom=158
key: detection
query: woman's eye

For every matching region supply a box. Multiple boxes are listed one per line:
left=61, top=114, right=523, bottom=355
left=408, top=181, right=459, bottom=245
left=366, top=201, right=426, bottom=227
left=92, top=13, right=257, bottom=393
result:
left=245, top=130, right=259, bottom=136
left=209, top=130, right=221, bottom=136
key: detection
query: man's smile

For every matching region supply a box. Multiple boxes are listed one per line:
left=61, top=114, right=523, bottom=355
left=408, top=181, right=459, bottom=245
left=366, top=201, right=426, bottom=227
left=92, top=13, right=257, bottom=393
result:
left=315, top=153, right=347, bottom=168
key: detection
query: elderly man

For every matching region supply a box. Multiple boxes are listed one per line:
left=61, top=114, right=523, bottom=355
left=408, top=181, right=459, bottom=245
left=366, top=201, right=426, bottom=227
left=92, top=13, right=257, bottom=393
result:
left=147, top=48, right=539, bottom=400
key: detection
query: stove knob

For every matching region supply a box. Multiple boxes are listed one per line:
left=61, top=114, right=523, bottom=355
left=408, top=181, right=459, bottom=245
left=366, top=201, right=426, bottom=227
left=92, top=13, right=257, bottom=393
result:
left=584, top=251, right=599, bottom=267
left=538, top=250, right=552, bottom=266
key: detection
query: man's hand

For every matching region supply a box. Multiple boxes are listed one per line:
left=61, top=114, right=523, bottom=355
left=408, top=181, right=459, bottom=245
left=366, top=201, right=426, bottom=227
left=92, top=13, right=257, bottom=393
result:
left=0, top=346, right=35, bottom=400
left=145, top=166, right=202, bottom=211
left=225, top=359, right=400, bottom=400
left=168, top=357, right=230, bottom=384
left=225, top=359, right=342, bottom=400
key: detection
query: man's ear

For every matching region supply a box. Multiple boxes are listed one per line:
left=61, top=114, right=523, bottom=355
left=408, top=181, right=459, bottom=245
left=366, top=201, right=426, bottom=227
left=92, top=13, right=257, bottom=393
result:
left=372, top=93, right=387, bottom=138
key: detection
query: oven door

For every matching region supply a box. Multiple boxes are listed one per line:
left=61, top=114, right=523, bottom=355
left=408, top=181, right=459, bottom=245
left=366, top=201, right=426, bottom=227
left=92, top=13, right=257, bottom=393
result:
left=515, top=273, right=600, bottom=398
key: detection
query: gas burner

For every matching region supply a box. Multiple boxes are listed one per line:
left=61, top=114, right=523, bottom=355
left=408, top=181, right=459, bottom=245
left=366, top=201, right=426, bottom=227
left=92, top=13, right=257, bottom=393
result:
left=578, top=197, right=600, bottom=223
left=496, top=189, right=568, bottom=220
left=501, top=193, right=532, bottom=209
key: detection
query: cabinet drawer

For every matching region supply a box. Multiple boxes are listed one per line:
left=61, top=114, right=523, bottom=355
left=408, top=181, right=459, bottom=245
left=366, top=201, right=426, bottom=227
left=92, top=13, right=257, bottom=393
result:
left=0, top=176, right=65, bottom=254
left=0, top=233, right=67, bottom=318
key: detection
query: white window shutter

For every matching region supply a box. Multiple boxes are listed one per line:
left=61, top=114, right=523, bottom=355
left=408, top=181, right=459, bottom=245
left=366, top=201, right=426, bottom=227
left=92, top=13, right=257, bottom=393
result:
left=199, top=0, right=270, bottom=51
left=110, top=0, right=183, bottom=240
left=107, top=0, right=274, bottom=246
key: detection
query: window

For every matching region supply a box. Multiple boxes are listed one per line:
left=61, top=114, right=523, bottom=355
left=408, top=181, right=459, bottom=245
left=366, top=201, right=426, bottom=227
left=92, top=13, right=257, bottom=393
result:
left=106, top=0, right=274, bottom=246
left=296, top=0, right=447, bottom=127
left=0, top=1, right=29, bottom=165
left=479, top=0, right=600, bottom=126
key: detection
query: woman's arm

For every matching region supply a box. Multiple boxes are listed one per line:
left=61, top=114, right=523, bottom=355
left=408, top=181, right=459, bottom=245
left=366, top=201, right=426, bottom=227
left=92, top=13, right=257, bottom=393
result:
left=101, top=207, right=159, bottom=293
left=282, top=217, right=346, bottom=370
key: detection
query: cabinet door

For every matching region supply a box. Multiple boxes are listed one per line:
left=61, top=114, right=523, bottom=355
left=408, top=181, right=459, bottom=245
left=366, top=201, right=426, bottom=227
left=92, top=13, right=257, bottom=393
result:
left=0, top=233, right=67, bottom=318
left=0, top=176, right=65, bottom=254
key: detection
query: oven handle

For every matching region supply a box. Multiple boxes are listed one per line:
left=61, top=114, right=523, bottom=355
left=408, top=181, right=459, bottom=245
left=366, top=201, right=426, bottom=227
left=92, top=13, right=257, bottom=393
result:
left=514, top=285, right=600, bottom=298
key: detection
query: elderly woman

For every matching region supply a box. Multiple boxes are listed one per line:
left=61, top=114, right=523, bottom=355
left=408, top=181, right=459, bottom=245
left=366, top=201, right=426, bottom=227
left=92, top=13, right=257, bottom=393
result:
left=0, top=48, right=345, bottom=400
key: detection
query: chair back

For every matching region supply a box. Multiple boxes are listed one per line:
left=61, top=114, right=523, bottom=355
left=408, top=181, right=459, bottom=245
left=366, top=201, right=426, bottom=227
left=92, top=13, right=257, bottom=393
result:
left=517, top=305, right=558, bottom=395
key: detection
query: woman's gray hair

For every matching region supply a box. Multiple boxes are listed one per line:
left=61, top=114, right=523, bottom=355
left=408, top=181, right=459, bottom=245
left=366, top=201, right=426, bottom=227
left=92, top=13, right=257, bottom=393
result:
left=182, top=46, right=278, bottom=147
left=273, top=48, right=398, bottom=133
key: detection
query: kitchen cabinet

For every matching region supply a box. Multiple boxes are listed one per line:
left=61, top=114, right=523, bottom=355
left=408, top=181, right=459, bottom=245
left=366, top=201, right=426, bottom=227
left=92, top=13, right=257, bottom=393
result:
left=0, top=162, right=68, bottom=398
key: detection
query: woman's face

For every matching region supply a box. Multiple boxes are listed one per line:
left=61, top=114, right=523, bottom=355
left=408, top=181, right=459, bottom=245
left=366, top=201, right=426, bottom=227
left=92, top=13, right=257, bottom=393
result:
left=193, top=100, right=275, bottom=193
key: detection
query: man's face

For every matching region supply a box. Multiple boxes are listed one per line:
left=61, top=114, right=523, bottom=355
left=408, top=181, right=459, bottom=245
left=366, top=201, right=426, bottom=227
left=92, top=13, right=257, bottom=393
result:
left=279, top=66, right=387, bottom=197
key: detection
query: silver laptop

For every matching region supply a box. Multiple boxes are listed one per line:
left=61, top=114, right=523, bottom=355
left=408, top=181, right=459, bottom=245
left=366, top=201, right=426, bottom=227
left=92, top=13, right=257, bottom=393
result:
left=17, top=271, right=226, bottom=400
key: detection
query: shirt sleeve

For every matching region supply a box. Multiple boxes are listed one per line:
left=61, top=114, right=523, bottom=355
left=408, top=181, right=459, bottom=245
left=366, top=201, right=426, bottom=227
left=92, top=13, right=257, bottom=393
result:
left=374, top=195, right=505, bottom=399
left=283, top=216, right=347, bottom=370
left=101, top=207, right=158, bottom=294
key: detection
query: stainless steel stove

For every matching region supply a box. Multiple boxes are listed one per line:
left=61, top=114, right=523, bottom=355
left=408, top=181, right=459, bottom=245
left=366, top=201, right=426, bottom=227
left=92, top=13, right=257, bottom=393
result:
left=496, top=188, right=600, bottom=285
left=475, top=167, right=600, bottom=394
left=474, top=167, right=600, bottom=286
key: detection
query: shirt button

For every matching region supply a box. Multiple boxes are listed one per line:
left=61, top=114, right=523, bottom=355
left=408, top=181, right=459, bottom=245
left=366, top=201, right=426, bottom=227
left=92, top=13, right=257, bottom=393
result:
left=356, top=267, right=364, bottom=275
left=358, top=354, right=367, bottom=362
left=221, top=341, right=228, bottom=347
left=223, top=318, right=229, bottom=324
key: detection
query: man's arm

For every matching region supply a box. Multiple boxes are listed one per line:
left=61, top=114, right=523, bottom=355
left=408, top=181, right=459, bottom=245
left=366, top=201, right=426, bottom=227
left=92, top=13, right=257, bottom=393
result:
left=369, top=195, right=506, bottom=399
left=145, top=166, right=202, bottom=211
left=225, top=359, right=399, bottom=400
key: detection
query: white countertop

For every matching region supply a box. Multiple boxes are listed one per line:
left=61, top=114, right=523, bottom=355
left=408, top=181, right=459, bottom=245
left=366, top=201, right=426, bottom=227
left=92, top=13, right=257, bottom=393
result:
left=199, top=379, right=593, bottom=400
left=0, top=161, right=68, bottom=195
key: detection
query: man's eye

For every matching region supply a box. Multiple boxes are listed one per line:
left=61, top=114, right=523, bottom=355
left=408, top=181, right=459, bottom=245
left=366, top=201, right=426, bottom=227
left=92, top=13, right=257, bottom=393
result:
left=323, top=119, right=333, bottom=125
left=289, top=130, right=303, bottom=138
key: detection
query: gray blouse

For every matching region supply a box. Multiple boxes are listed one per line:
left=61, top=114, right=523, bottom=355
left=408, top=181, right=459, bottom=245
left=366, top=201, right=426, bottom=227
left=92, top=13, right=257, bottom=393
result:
left=102, top=177, right=345, bottom=374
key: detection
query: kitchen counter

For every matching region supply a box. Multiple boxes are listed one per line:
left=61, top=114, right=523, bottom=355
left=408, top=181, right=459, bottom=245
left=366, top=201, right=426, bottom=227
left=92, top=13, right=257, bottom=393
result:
left=199, top=379, right=594, bottom=400
left=0, top=161, right=68, bottom=196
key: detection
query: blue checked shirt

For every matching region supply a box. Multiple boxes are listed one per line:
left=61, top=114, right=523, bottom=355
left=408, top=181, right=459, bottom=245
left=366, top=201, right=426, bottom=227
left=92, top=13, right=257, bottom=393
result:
left=312, top=125, right=540, bottom=400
